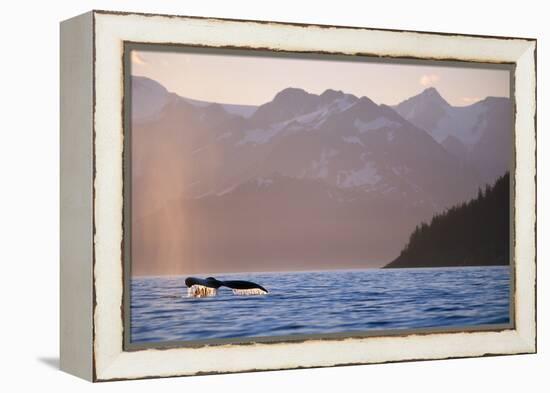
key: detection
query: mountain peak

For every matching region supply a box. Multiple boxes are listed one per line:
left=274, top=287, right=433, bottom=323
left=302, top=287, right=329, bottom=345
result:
left=320, top=88, right=344, bottom=99
left=476, top=96, right=510, bottom=106
left=132, top=75, right=168, bottom=94
left=422, top=86, right=439, bottom=94
left=273, top=87, right=311, bottom=101
left=417, top=87, right=449, bottom=106
left=251, top=87, right=319, bottom=126
left=354, top=95, right=378, bottom=111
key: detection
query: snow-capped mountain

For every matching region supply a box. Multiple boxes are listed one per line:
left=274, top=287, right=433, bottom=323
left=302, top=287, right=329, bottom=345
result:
left=394, top=87, right=512, bottom=183
left=129, top=76, right=509, bottom=275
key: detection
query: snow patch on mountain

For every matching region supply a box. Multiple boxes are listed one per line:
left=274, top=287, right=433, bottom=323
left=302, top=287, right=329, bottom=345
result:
left=342, top=135, right=365, bottom=146
left=337, top=162, right=381, bottom=188
left=237, top=95, right=358, bottom=145
left=430, top=104, right=486, bottom=145
left=309, top=149, right=339, bottom=179
left=284, top=95, right=357, bottom=129
left=217, top=131, right=233, bottom=141
left=354, top=117, right=402, bottom=134
left=392, top=165, right=412, bottom=176
left=191, top=145, right=209, bottom=155
left=216, top=185, right=237, bottom=196
left=237, top=123, right=286, bottom=145
left=256, top=177, right=274, bottom=188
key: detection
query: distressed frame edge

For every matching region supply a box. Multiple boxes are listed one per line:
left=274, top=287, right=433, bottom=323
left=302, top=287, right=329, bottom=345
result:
left=91, top=8, right=537, bottom=42
left=512, top=40, right=537, bottom=353
left=59, top=11, right=95, bottom=381
left=90, top=11, right=537, bottom=382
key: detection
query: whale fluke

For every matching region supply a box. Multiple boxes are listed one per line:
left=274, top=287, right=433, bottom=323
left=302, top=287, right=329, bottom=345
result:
left=185, top=276, right=268, bottom=297
left=217, top=280, right=269, bottom=295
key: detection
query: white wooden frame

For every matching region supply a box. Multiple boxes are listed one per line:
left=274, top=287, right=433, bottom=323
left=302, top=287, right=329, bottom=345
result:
left=60, top=10, right=536, bottom=382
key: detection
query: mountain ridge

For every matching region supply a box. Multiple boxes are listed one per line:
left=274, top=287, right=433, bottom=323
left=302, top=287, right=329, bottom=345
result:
left=394, top=87, right=512, bottom=184
left=130, top=76, right=511, bottom=275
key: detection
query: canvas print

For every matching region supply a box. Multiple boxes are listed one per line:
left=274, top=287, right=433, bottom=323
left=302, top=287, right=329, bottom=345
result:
left=126, top=47, right=513, bottom=346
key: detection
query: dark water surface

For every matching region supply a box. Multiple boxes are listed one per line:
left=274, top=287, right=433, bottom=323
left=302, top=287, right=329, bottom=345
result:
left=130, top=266, right=510, bottom=344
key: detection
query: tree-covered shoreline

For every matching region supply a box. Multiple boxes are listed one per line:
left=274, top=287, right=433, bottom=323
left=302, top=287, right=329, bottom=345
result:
left=385, top=173, right=510, bottom=269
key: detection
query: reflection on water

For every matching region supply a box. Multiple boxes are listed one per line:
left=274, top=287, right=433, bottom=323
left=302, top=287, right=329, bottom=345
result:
left=130, top=266, right=510, bottom=343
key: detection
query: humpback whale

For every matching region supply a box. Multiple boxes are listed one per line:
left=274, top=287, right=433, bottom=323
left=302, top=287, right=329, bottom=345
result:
left=185, top=276, right=268, bottom=297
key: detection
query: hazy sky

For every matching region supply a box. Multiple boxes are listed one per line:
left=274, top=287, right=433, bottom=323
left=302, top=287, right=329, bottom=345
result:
left=131, top=48, right=510, bottom=107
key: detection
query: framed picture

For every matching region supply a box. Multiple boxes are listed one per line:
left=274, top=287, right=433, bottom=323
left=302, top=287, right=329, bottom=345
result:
left=60, top=10, right=537, bottom=381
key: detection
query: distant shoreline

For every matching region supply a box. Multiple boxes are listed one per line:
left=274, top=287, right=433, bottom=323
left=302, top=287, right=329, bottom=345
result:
left=131, top=265, right=510, bottom=279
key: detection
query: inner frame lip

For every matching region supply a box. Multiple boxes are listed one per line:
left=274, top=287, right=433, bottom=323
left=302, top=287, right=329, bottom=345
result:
left=121, top=40, right=516, bottom=352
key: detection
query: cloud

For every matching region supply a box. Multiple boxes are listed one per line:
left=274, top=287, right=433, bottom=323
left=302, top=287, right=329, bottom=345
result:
left=461, top=96, right=482, bottom=104
left=419, top=74, right=440, bottom=86
left=131, top=51, right=147, bottom=65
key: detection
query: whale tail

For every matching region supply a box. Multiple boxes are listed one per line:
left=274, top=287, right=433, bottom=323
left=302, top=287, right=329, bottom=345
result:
left=187, top=285, right=218, bottom=298
left=231, top=288, right=268, bottom=296
left=219, top=280, right=268, bottom=295
left=185, top=276, right=268, bottom=297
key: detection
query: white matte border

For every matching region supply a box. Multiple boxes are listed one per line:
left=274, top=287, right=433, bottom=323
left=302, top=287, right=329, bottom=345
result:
left=92, top=11, right=536, bottom=381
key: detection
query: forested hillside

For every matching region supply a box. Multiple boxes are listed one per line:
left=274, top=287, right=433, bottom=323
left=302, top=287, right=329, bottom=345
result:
left=385, top=173, right=510, bottom=268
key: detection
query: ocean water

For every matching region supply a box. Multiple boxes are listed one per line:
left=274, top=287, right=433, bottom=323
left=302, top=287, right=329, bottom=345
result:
left=130, top=266, right=510, bottom=344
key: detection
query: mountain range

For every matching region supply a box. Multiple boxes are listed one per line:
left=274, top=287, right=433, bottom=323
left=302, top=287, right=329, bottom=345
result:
left=130, top=76, right=512, bottom=275
left=394, top=87, right=512, bottom=183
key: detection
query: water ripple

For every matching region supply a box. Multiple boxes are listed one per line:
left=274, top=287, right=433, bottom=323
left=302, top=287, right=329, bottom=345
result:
left=130, top=266, right=510, bottom=343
